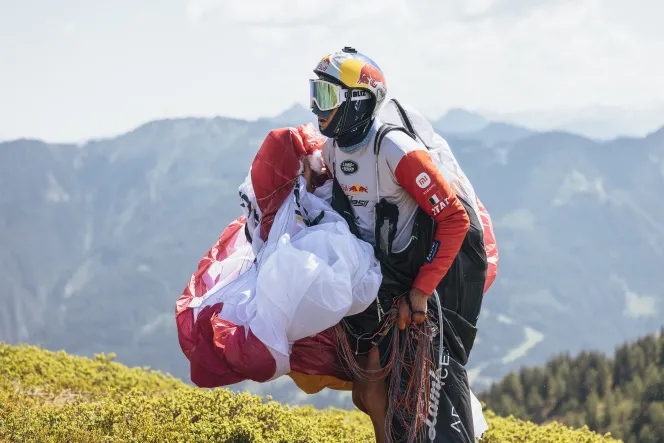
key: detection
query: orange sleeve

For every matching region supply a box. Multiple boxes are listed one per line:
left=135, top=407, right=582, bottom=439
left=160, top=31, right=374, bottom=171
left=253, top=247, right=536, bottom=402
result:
left=394, top=150, right=470, bottom=295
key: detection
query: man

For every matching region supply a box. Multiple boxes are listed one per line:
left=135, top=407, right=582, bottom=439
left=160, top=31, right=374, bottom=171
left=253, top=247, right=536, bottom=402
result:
left=309, top=47, right=488, bottom=442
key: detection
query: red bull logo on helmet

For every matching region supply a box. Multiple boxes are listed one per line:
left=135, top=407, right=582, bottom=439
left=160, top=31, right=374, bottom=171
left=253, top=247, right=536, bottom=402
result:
left=316, top=56, right=331, bottom=72
left=338, top=58, right=387, bottom=96
left=357, top=63, right=385, bottom=89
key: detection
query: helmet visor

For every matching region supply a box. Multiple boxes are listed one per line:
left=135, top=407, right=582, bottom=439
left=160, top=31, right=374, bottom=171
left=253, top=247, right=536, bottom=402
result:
left=309, top=79, right=344, bottom=112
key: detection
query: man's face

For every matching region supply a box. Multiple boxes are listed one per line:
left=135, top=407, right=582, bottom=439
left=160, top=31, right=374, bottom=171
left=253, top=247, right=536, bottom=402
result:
left=317, top=108, right=338, bottom=132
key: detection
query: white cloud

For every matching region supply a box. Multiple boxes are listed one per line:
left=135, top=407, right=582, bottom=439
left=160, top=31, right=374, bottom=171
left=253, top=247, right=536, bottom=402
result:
left=219, top=0, right=664, bottom=118
left=186, top=0, right=222, bottom=23
left=1, top=0, right=663, bottom=141
left=553, top=171, right=606, bottom=206
left=186, top=0, right=337, bottom=26
left=497, top=209, right=536, bottom=230
left=61, top=23, right=76, bottom=35
left=611, top=276, right=659, bottom=319
left=624, top=290, right=657, bottom=319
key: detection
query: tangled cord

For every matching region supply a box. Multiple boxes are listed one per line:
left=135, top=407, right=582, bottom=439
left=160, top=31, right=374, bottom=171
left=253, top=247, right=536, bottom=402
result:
left=335, top=294, right=439, bottom=443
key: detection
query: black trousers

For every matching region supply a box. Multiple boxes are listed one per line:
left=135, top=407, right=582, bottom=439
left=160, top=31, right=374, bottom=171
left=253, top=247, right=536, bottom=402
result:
left=343, top=296, right=478, bottom=443
left=425, top=342, right=476, bottom=443
left=399, top=301, right=478, bottom=443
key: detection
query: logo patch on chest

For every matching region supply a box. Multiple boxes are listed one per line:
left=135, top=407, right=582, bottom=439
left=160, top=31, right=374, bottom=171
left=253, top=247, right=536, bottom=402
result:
left=342, top=183, right=369, bottom=194
left=350, top=197, right=369, bottom=207
left=340, top=160, right=359, bottom=175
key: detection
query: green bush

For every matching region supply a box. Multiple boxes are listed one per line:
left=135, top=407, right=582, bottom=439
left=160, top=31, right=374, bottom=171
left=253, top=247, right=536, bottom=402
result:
left=0, top=343, right=620, bottom=442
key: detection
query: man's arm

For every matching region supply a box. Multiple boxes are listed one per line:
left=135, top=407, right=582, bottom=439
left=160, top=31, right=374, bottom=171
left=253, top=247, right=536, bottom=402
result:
left=393, top=148, right=469, bottom=301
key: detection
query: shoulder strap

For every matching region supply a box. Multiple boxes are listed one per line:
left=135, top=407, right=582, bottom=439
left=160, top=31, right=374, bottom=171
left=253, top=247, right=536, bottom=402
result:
left=391, top=98, right=417, bottom=136
left=373, top=123, right=415, bottom=202
left=389, top=98, right=433, bottom=150
left=373, top=123, right=415, bottom=156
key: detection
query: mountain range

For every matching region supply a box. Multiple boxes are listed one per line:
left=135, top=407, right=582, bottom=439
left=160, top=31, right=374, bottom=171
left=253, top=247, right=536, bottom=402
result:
left=1, top=104, right=663, bottom=408
left=481, top=104, right=664, bottom=141
left=262, top=102, right=664, bottom=142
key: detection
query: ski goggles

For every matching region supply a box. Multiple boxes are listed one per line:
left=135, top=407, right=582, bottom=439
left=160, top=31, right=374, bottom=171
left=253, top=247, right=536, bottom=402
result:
left=309, top=79, right=371, bottom=112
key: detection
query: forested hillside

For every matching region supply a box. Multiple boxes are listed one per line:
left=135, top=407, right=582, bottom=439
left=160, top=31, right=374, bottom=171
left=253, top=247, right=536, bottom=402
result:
left=481, top=328, right=664, bottom=442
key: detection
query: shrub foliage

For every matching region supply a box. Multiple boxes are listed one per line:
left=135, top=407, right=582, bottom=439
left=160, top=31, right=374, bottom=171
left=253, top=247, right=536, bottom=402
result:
left=0, top=343, right=619, bottom=442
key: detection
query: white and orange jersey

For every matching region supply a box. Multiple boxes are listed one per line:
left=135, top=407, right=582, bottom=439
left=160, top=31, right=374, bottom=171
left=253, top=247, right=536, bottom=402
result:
left=322, top=119, right=470, bottom=295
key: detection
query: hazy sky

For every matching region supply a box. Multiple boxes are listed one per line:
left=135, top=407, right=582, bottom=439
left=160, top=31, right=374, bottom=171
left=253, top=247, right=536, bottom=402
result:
left=1, top=0, right=663, bottom=142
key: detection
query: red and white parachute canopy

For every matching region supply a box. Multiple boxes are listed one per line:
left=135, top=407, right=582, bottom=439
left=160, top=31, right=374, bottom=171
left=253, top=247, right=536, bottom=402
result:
left=175, top=119, right=498, bottom=394
left=176, top=124, right=381, bottom=393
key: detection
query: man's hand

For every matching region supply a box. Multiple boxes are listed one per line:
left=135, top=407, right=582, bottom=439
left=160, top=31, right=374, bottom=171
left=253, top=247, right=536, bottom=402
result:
left=398, top=287, right=430, bottom=330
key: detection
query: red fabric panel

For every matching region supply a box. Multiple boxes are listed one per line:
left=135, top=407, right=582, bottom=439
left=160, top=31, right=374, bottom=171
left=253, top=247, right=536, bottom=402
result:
left=298, top=122, right=326, bottom=155
left=476, top=196, right=499, bottom=294
left=188, top=303, right=244, bottom=387
left=251, top=128, right=306, bottom=241
left=290, top=328, right=352, bottom=382
left=251, top=124, right=326, bottom=241
left=212, top=317, right=276, bottom=383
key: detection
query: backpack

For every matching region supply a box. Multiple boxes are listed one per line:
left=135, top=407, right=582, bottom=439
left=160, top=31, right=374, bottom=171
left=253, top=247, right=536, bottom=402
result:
left=375, top=98, right=498, bottom=297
